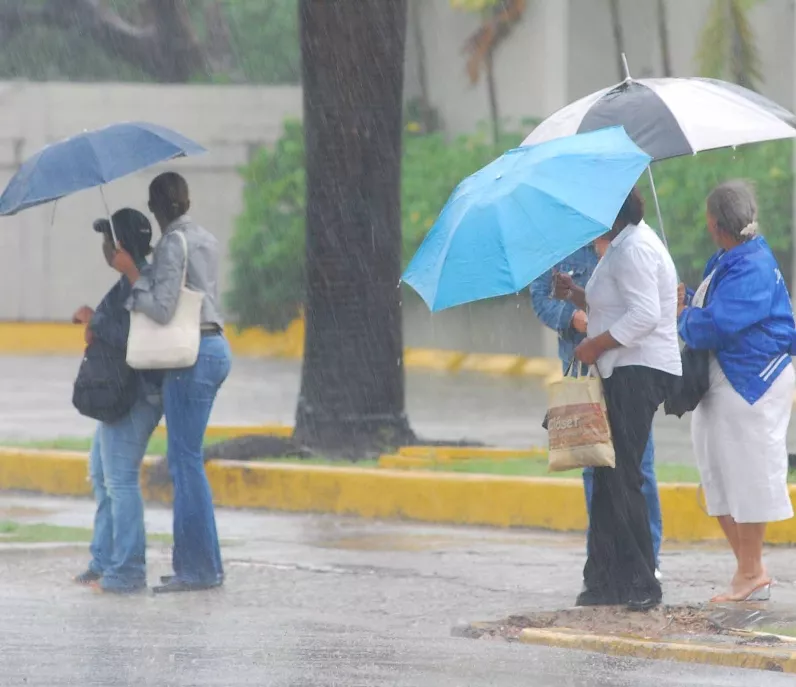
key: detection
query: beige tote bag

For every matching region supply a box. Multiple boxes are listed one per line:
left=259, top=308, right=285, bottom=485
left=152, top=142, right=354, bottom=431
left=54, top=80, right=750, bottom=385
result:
left=546, top=367, right=615, bottom=472
left=126, top=231, right=204, bottom=370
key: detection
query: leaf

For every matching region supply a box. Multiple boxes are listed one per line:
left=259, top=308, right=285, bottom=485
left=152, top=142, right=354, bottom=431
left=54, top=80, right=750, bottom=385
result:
left=695, top=0, right=764, bottom=90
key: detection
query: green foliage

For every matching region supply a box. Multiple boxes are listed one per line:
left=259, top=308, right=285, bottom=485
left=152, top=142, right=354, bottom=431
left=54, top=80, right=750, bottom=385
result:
left=0, top=0, right=299, bottom=84
left=638, top=140, right=793, bottom=286
left=696, top=0, right=764, bottom=90
left=228, top=120, right=794, bottom=330
left=227, top=119, right=306, bottom=330
left=227, top=120, right=519, bottom=330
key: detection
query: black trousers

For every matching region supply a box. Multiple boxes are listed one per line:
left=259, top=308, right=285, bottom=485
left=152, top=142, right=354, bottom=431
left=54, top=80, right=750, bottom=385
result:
left=583, top=365, right=675, bottom=603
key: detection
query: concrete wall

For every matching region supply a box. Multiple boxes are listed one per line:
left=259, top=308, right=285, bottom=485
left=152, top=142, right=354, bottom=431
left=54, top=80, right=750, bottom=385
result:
left=408, top=0, right=796, bottom=136
left=0, top=82, right=302, bottom=321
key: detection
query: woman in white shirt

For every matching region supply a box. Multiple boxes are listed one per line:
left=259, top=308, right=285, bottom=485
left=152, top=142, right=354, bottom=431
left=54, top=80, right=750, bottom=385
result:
left=554, top=187, right=681, bottom=611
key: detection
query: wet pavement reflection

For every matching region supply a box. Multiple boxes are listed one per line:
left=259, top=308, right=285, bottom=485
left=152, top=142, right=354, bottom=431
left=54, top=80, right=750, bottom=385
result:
left=0, top=355, right=772, bottom=465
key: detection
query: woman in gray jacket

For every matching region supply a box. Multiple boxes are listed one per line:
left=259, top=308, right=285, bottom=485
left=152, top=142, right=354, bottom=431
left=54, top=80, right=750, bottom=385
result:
left=112, top=172, right=231, bottom=594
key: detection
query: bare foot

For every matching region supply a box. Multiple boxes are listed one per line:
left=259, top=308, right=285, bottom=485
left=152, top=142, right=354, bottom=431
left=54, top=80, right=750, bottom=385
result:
left=710, top=573, right=771, bottom=603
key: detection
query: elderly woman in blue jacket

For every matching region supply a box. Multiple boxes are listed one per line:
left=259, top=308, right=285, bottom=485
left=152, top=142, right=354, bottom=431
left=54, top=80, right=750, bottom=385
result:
left=678, top=180, right=796, bottom=603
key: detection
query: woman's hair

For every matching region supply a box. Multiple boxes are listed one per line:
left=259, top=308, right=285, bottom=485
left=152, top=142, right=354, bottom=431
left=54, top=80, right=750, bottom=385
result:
left=149, top=172, right=190, bottom=223
left=111, top=208, right=153, bottom=263
left=707, top=180, right=758, bottom=242
left=615, top=186, right=645, bottom=229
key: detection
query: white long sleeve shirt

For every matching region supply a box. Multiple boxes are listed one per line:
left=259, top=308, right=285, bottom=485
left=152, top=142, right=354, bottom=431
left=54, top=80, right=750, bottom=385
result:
left=584, top=221, right=682, bottom=379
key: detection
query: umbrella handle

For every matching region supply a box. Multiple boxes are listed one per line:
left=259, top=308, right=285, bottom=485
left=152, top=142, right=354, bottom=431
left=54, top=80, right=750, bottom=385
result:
left=99, top=185, right=118, bottom=246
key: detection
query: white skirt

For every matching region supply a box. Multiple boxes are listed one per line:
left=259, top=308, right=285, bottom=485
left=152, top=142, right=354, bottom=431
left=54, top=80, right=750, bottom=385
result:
left=692, top=357, right=795, bottom=524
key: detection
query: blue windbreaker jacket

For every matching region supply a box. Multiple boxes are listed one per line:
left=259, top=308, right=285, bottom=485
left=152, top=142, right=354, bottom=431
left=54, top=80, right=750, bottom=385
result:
left=678, top=236, right=795, bottom=405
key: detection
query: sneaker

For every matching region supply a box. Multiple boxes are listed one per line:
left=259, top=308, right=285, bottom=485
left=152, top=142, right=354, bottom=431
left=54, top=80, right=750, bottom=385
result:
left=74, top=569, right=101, bottom=585
left=655, top=568, right=663, bottom=582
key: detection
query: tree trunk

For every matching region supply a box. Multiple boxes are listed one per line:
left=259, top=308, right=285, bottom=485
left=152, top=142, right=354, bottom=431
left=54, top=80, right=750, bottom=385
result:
left=485, top=49, right=500, bottom=145
left=608, top=0, right=627, bottom=80
left=656, top=0, right=672, bottom=77
left=410, top=0, right=436, bottom=133
left=295, top=0, right=414, bottom=456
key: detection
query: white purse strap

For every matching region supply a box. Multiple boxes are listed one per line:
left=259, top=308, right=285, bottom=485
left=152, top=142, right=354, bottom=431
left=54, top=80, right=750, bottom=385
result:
left=174, top=230, right=189, bottom=289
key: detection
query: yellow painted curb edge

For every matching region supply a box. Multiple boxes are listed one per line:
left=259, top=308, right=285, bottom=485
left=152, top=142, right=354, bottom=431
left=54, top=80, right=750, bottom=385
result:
left=4, top=448, right=796, bottom=542
left=520, top=628, right=796, bottom=674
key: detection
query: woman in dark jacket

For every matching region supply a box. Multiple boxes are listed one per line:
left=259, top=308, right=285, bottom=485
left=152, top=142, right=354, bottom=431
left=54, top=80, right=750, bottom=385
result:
left=72, top=208, right=163, bottom=594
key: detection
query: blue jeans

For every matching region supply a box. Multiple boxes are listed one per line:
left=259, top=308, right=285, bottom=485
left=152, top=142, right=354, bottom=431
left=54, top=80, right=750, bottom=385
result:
left=583, top=433, right=662, bottom=566
left=89, top=392, right=163, bottom=591
left=164, top=334, right=231, bottom=585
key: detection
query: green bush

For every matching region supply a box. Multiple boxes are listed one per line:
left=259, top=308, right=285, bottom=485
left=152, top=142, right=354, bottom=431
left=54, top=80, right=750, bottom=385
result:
left=227, top=119, right=794, bottom=330
left=638, top=141, right=793, bottom=286
left=227, top=120, right=519, bottom=330
left=226, top=119, right=306, bottom=330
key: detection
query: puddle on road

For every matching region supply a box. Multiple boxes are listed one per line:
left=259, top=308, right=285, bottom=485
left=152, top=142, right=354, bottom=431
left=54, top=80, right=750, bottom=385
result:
left=0, top=506, right=51, bottom=519
left=313, top=531, right=584, bottom=552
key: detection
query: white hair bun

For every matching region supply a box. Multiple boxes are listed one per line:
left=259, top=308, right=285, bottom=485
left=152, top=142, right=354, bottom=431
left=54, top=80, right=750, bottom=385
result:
left=740, top=221, right=759, bottom=237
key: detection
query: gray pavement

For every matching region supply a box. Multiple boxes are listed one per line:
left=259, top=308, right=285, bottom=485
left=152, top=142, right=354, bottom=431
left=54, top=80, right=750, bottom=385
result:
left=2, top=493, right=796, bottom=686
left=0, top=355, right=716, bottom=464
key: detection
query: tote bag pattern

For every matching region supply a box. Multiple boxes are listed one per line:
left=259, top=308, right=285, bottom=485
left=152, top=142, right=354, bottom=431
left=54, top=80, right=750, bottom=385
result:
left=546, top=370, right=615, bottom=472
left=126, top=231, right=204, bottom=370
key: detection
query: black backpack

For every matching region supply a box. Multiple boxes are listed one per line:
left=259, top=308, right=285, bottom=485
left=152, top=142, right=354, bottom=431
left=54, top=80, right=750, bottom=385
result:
left=72, top=338, right=138, bottom=424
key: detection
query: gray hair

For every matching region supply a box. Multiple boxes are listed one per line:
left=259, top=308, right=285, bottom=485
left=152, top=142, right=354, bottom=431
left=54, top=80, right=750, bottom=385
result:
left=706, top=180, right=759, bottom=242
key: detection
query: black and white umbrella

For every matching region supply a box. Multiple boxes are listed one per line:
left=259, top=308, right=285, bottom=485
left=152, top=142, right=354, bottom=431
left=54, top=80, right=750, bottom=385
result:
left=522, top=77, right=796, bottom=160
left=522, top=68, right=796, bottom=245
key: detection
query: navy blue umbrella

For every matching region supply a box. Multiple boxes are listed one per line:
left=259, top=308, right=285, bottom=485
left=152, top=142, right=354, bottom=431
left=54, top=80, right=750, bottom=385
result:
left=0, top=121, right=206, bottom=216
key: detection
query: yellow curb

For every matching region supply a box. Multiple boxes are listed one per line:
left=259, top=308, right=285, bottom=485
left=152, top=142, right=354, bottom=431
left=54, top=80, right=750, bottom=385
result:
left=397, top=446, right=546, bottom=461
left=0, top=323, right=567, bottom=382
left=458, top=353, right=526, bottom=375
left=152, top=425, right=294, bottom=440
left=403, top=348, right=467, bottom=372
left=3, top=447, right=796, bottom=543
left=519, top=628, right=796, bottom=674
left=520, top=357, right=560, bottom=377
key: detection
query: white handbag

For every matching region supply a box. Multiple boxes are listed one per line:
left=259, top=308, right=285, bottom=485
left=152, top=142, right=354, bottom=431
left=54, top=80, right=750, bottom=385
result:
left=126, top=231, right=204, bottom=370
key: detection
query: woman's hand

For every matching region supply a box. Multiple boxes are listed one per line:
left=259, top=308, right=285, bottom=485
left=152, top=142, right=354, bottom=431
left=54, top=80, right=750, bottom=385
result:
left=111, top=248, right=140, bottom=283
left=574, top=337, right=601, bottom=366
left=552, top=271, right=575, bottom=300
left=111, top=247, right=135, bottom=274
left=571, top=310, right=588, bottom=334
left=72, top=306, right=94, bottom=325
left=677, top=282, right=687, bottom=317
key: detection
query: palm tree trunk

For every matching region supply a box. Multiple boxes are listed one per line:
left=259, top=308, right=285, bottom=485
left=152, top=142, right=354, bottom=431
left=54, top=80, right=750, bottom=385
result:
left=485, top=49, right=500, bottom=145
left=608, top=0, right=626, bottom=80
left=656, top=0, right=672, bottom=77
left=296, top=0, right=414, bottom=455
left=410, top=0, right=435, bottom=133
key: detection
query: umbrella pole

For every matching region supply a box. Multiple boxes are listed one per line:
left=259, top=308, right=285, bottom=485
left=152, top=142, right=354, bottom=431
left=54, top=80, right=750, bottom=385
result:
left=646, top=167, right=669, bottom=249
left=98, top=185, right=118, bottom=245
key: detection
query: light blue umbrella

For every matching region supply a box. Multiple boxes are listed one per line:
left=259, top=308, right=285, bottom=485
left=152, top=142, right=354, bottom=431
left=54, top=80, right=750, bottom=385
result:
left=402, top=126, right=651, bottom=312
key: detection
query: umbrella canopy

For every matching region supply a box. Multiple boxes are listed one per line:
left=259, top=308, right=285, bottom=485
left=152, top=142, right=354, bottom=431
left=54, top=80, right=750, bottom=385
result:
left=402, top=127, right=651, bottom=312
left=522, top=77, right=796, bottom=160
left=0, top=121, right=206, bottom=216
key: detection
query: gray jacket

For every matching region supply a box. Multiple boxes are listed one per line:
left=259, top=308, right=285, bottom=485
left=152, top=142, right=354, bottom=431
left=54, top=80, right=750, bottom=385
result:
left=127, top=215, right=224, bottom=328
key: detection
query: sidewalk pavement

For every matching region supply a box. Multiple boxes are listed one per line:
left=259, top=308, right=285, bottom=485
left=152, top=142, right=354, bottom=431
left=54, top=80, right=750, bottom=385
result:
left=1, top=493, right=795, bottom=686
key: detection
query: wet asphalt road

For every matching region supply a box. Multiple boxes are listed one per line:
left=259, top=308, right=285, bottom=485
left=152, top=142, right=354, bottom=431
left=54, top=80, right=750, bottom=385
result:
left=3, top=494, right=796, bottom=686
left=0, top=355, right=754, bottom=465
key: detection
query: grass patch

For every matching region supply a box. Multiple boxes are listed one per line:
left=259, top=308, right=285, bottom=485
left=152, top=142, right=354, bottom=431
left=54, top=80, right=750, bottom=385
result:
left=426, top=458, right=703, bottom=482
left=0, top=520, right=171, bottom=544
